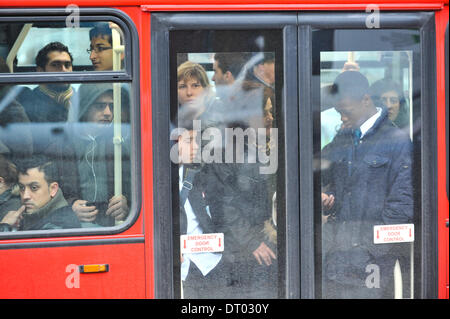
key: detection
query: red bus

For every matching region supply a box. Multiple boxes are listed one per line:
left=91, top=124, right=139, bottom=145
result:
left=0, top=0, right=448, bottom=299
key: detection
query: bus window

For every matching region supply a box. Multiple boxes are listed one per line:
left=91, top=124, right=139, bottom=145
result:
left=170, top=30, right=283, bottom=299
left=0, top=81, right=133, bottom=233
left=314, top=29, right=421, bottom=299
left=0, top=21, right=125, bottom=72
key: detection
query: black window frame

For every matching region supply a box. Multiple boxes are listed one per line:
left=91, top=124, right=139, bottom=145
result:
left=298, top=11, right=438, bottom=299
left=151, top=12, right=300, bottom=299
left=0, top=7, right=142, bottom=240
left=151, top=10, right=439, bottom=299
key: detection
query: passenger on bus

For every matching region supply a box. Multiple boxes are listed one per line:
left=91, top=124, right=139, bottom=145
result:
left=0, top=57, right=33, bottom=159
left=17, top=42, right=75, bottom=124
left=0, top=155, right=81, bottom=232
left=0, top=155, right=21, bottom=225
left=369, top=78, right=410, bottom=131
left=212, top=52, right=249, bottom=102
left=177, top=60, right=223, bottom=129
left=49, top=83, right=130, bottom=227
left=201, top=52, right=278, bottom=298
left=88, top=22, right=124, bottom=71
left=321, top=71, right=413, bottom=298
left=174, top=117, right=234, bottom=299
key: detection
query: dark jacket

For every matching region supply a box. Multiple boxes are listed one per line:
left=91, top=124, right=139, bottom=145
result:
left=17, top=86, right=75, bottom=123
left=0, top=188, right=80, bottom=232
left=199, top=161, right=272, bottom=262
left=0, top=188, right=21, bottom=221
left=321, top=107, right=413, bottom=290
left=180, top=165, right=217, bottom=236
left=0, top=86, right=33, bottom=157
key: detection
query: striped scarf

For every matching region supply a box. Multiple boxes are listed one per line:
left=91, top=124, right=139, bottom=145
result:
left=38, top=85, right=73, bottom=110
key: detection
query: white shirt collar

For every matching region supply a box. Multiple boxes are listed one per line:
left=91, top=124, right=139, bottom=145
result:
left=359, top=107, right=382, bottom=137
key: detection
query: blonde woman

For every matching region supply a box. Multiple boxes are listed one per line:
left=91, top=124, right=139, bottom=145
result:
left=177, top=61, right=222, bottom=128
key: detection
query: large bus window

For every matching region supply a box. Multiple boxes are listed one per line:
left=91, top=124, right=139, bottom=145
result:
left=314, top=29, right=421, bottom=298
left=0, top=81, right=133, bottom=233
left=170, top=30, right=284, bottom=299
left=1, top=21, right=125, bottom=72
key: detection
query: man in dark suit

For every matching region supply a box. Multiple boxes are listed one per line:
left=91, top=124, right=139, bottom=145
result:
left=321, top=71, right=413, bottom=298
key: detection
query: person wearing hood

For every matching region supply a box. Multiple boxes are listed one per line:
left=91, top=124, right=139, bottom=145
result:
left=48, top=83, right=131, bottom=227
left=0, top=155, right=80, bottom=232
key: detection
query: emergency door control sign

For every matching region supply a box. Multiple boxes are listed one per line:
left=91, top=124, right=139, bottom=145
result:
left=373, top=224, right=414, bottom=244
left=180, top=233, right=224, bottom=254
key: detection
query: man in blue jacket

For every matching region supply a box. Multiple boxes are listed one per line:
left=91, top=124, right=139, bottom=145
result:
left=321, top=71, right=413, bottom=298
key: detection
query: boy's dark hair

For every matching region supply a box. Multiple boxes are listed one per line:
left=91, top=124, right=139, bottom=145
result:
left=89, top=22, right=113, bottom=45
left=214, top=52, right=249, bottom=78
left=330, top=71, right=370, bottom=103
left=16, top=155, right=59, bottom=185
left=35, top=42, right=73, bottom=69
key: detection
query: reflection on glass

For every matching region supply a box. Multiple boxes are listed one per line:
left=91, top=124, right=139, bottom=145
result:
left=174, top=51, right=279, bottom=299
left=1, top=21, right=125, bottom=72
left=0, top=80, right=132, bottom=232
left=319, top=49, right=417, bottom=299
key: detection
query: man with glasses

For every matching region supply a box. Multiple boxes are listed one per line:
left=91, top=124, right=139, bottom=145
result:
left=18, top=42, right=75, bottom=123
left=88, top=22, right=124, bottom=71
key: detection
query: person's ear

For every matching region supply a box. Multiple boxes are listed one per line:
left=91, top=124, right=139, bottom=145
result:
left=49, top=182, right=59, bottom=198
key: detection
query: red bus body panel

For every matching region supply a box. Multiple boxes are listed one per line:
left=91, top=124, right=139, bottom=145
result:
left=0, top=242, right=146, bottom=298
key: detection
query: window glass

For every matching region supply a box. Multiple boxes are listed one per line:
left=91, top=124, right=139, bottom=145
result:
left=170, top=30, right=283, bottom=299
left=0, top=21, right=125, bottom=72
left=314, top=29, right=421, bottom=299
left=0, top=81, right=132, bottom=232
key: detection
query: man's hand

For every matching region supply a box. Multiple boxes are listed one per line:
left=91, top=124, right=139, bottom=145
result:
left=1, top=205, right=26, bottom=227
left=252, top=242, right=276, bottom=266
left=321, top=193, right=335, bottom=211
left=72, top=199, right=98, bottom=222
left=106, top=195, right=129, bottom=221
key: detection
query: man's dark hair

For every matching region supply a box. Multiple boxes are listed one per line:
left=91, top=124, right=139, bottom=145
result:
left=0, top=154, right=18, bottom=186
left=214, top=52, right=249, bottom=78
left=89, top=22, right=112, bottom=45
left=35, top=42, right=73, bottom=69
left=16, top=155, right=59, bottom=185
left=330, top=71, right=370, bottom=103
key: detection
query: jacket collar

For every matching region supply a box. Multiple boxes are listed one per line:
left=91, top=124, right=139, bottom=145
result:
left=22, top=189, right=68, bottom=230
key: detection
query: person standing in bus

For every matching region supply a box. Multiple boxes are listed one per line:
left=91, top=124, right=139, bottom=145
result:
left=17, top=42, right=75, bottom=123
left=321, top=71, right=413, bottom=298
left=174, top=118, right=235, bottom=299
left=211, top=52, right=248, bottom=102
left=48, top=83, right=130, bottom=227
left=0, top=155, right=81, bottom=232
left=177, top=60, right=223, bottom=129
left=369, top=78, right=410, bottom=132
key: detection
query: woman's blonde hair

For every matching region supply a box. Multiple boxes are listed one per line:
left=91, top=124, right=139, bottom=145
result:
left=177, top=61, right=210, bottom=89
